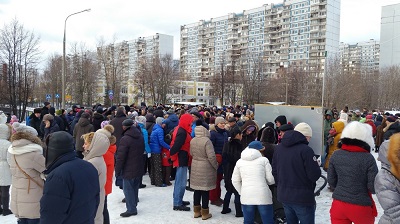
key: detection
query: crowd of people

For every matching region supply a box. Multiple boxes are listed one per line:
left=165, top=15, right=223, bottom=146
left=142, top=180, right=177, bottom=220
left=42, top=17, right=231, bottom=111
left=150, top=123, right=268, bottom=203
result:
left=0, top=102, right=398, bottom=224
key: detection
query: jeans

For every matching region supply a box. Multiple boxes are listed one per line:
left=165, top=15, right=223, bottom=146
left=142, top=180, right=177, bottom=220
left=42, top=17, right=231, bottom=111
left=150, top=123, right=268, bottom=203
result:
left=223, top=190, right=241, bottom=204
left=17, top=218, right=40, bottom=224
left=242, top=204, right=274, bottom=224
left=123, top=177, right=141, bottom=213
left=173, top=166, right=188, bottom=206
left=283, top=203, right=316, bottom=224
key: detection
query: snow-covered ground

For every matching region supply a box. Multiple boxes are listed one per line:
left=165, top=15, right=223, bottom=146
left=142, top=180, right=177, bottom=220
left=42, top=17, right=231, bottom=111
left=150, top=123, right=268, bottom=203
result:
left=1, top=152, right=384, bottom=224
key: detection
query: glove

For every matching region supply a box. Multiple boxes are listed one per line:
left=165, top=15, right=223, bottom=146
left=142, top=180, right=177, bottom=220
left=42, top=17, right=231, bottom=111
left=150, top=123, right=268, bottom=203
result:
left=147, top=153, right=151, bottom=158
left=216, top=154, right=222, bottom=165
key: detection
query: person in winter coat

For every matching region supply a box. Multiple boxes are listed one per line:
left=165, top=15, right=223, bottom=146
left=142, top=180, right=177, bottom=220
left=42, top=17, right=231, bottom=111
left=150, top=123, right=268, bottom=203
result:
left=232, top=141, right=275, bottom=224
left=29, top=108, right=43, bottom=139
left=170, top=113, right=193, bottom=211
left=221, top=127, right=243, bottom=217
left=49, top=107, right=65, bottom=131
left=42, top=114, right=60, bottom=140
left=328, top=122, right=378, bottom=224
left=240, top=120, right=259, bottom=149
left=383, top=116, right=399, bottom=141
left=109, top=106, right=127, bottom=147
left=0, top=124, right=12, bottom=216
left=82, top=129, right=110, bottom=224
left=375, top=133, right=400, bottom=224
left=324, top=121, right=345, bottom=172
left=190, top=124, right=218, bottom=220
left=114, top=119, right=145, bottom=217
left=272, top=122, right=321, bottom=224
left=69, top=109, right=82, bottom=135
left=99, top=125, right=116, bottom=224
left=259, top=126, right=277, bottom=163
left=8, top=123, right=45, bottom=223
left=365, top=114, right=377, bottom=137
left=40, top=102, right=51, bottom=120
left=136, top=116, right=151, bottom=188
left=274, top=115, right=287, bottom=143
left=40, top=131, right=100, bottom=224
left=149, top=117, right=170, bottom=187
left=73, top=112, right=94, bottom=159
left=209, top=116, right=228, bottom=206
left=375, top=117, right=387, bottom=152
left=92, top=107, right=105, bottom=132
left=163, top=109, right=179, bottom=135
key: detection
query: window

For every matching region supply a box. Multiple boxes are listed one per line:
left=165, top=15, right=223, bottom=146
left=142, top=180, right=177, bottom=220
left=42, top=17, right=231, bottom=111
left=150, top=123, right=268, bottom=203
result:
left=198, top=88, right=204, bottom=91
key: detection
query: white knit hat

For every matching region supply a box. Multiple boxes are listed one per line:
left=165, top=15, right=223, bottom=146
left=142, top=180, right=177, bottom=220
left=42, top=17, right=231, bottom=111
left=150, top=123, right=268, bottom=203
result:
left=12, top=122, right=38, bottom=136
left=294, top=122, right=312, bottom=137
left=338, top=112, right=348, bottom=126
left=0, top=124, right=11, bottom=140
left=135, top=116, right=146, bottom=125
left=340, top=121, right=374, bottom=150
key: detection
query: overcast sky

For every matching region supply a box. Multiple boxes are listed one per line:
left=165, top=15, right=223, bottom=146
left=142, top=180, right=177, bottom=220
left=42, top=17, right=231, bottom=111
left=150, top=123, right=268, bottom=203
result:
left=0, top=0, right=399, bottom=65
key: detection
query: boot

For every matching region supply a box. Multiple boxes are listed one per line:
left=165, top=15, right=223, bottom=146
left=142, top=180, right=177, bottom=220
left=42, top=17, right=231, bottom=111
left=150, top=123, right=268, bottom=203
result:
left=201, top=208, right=212, bottom=220
left=193, top=205, right=201, bottom=218
left=1, top=190, right=12, bottom=216
left=221, top=198, right=231, bottom=214
left=235, top=202, right=243, bottom=217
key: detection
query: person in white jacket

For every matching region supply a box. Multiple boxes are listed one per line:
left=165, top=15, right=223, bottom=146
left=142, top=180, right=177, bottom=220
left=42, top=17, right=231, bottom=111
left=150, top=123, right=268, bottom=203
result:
left=232, top=140, right=275, bottom=224
left=0, top=124, right=12, bottom=216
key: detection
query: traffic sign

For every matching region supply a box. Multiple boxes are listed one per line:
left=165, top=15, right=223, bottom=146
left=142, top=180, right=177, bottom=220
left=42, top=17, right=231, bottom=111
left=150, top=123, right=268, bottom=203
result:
left=55, top=93, right=60, bottom=99
left=109, top=95, right=114, bottom=100
left=46, top=94, right=51, bottom=99
left=108, top=90, right=114, bottom=96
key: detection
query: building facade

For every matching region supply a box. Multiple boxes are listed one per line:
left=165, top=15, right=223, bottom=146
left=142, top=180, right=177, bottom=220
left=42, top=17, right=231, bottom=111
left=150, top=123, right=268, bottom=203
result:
left=180, top=0, right=341, bottom=81
left=96, top=33, right=174, bottom=105
left=166, top=80, right=215, bottom=106
left=379, top=3, right=400, bottom=69
left=339, top=39, right=380, bottom=74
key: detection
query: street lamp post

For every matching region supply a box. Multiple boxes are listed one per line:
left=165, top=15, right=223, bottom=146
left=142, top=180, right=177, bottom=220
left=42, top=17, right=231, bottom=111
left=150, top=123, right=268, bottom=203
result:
left=62, top=8, right=91, bottom=109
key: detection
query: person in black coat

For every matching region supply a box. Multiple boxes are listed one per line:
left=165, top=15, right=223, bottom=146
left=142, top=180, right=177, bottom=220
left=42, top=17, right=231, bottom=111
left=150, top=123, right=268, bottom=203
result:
left=40, top=131, right=100, bottom=224
left=109, top=106, right=128, bottom=147
left=29, top=108, right=43, bottom=138
left=114, top=119, right=145, bottom=217
left=49, top=107, right=65, bottom=131
left=221, top=127, right=243, bottom=217
left=43, top=114, right=60, bottom=140
left=40, top=102, right=51, bottom=120
left=92, top=107, right=105, bottom=132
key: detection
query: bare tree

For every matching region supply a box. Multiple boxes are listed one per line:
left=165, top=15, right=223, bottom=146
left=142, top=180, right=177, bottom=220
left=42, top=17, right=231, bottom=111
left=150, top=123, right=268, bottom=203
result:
left=0, top=18, right=41, bottom=120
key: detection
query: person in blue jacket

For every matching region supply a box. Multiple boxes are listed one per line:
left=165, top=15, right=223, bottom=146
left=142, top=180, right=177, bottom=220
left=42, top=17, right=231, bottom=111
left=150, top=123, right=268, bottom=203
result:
left=163, top=109, right=179, bottom=135
left=40, top=131, right=100, bottom=224
left=136, top=116, right=151, bottom=188
left=150, top=117, right=171, bottom=187
left=272, top=122, right=321, bottom=224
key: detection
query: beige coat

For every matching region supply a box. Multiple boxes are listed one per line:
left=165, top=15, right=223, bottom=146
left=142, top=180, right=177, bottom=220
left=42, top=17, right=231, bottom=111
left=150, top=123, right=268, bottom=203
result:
left=190, top=126, right=218, bottom=191
left=8, top=132, right=45, bottom=219
left=84, top=131, right=109, bottom=224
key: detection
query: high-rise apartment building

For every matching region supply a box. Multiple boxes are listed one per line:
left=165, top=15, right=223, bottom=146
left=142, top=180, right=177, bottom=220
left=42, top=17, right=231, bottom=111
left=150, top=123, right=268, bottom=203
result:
left=97, top=33, right=173, bottom=105
left=339, top=39, right=380, bottom=73
left=379, top=3, right=400, bottom=69
left=180, top=0, right=340, bottom=80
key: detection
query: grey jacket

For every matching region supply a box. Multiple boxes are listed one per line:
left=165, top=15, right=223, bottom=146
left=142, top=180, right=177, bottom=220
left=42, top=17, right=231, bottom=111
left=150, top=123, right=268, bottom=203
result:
left=375, top=140, right=400, bottom=224
left=328, top=149, right=378, bottom=206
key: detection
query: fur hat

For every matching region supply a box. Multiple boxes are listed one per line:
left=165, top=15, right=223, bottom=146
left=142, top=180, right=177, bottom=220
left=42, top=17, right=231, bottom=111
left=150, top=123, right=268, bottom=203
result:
left=340, top=121, right=374, bottom=151
left=294, top=122, right=312, bottom=137
left=43, top=114, right=54, bottom=121
left=215, top=117, right=226, bottom=126
left=81, top=112, right=90, bottom=119
left=388, top=133, right=400, bottom=179
left=34, top=108, right=42, bottom=114
left=96, top=125, right=114, bottom=138
left=261, top=127, right=276, bottom=144
left=0, top=124, right=11, bottom=140
left=12, top=122, right=38, bottom=136
left=135, top=116, right=146, bottom=125
left=156, top=117, right=164, bottom=125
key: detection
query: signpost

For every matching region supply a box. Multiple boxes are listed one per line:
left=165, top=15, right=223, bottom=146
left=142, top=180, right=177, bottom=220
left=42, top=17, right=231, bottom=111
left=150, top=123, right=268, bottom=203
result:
left=108, top=90, right=114, bottom=106
left=55, top=93, right=60, bottom=109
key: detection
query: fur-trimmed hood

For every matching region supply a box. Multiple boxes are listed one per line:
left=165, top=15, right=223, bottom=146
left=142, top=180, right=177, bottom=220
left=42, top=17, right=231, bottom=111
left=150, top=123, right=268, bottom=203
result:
left=10, top=131, right=42, bottom=146
left=388, top=133, right=400, bottom=180
left=8, top=131, right=43, bottom=155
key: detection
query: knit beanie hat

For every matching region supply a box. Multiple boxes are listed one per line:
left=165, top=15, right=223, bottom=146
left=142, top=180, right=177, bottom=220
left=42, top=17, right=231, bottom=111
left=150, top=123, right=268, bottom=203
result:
left=43, top=114, right=54, bottom=121
left=215, top=117, right=226, bottom=126
left=135, top=116, right=146, bottom=125
left=101, top=120, right=110, bottom=129
left=294, top=122, right=312, bottom=137
left=248, top=141, right=264, bottom=150
left=55, top=109, right=62, bottom=116
left=338, top=112, right=348, bottom=125
left=122, top=119, right=134, bottom=127
left=340, top=121, right=374, bottom=151
left=12, top=122, right=38, bottom=136
left=156, top=117, right=164, bottom=125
